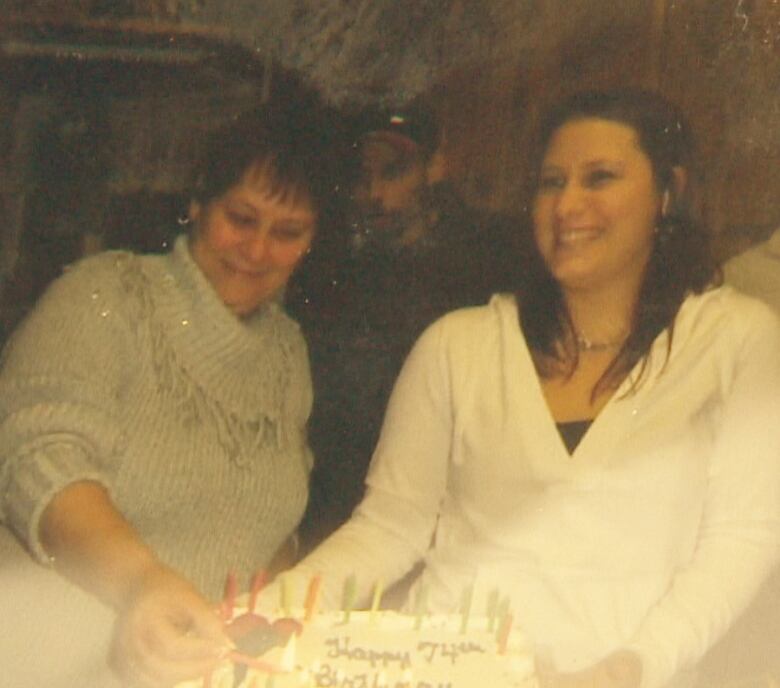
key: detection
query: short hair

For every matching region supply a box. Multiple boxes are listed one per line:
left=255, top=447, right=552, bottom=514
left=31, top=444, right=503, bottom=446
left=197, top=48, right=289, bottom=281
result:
left=191, top=74, right=337, bottom=217
left=520, top=88, right=719, bottom=395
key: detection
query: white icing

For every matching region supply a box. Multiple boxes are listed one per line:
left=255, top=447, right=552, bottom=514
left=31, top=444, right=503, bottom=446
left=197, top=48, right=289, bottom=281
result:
left=178, top=609, right=537, bottom=688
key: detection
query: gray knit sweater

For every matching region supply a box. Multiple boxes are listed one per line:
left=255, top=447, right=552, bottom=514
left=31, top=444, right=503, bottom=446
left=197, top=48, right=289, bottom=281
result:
left=0, top=234, right=313, bottom=600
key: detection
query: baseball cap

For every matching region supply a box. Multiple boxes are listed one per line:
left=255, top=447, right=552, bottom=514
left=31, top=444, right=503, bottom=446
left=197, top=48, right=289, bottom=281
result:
left=353, top=101, right=440, bottom=159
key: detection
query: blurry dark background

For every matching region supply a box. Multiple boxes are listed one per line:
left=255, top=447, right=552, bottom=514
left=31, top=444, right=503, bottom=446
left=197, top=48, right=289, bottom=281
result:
left=2, top=1, right=780, bottom=335
left=1, top=1, right=780, bottom=684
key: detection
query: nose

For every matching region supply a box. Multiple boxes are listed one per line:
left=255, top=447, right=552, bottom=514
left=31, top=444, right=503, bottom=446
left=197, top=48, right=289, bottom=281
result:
left=554, top=181, right=587, bottom=222
left=244, top=228, right=270, bottom=264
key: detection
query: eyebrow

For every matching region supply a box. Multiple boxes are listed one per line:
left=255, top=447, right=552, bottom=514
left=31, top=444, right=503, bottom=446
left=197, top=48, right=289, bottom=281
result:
left=582, top=158, right=626, bottom=170
left=225, top=199, right=257, bottom=213
left=540, top=158, right=627, bottom=172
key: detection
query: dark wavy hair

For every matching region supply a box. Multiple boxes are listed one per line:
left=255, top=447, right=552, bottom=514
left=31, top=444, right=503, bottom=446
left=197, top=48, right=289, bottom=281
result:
left=520, top=88, right=719, bottom=396
left=191, top=69, right=339, bottom=219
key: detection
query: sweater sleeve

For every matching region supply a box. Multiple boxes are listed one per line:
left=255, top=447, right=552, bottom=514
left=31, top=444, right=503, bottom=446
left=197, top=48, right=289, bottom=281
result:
left=627, top=304, right=780, bottom=688
left=266, top=316, right=455, bottom=610
left=0, top=256, right=131, bottom=562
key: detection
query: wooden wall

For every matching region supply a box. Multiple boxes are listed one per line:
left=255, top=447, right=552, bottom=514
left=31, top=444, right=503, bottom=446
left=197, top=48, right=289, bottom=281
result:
left=2, top=1, right=780, bottom=337
left=435, top=0, right=780, bottom=260
left=0, top=18, right=268, bottom=336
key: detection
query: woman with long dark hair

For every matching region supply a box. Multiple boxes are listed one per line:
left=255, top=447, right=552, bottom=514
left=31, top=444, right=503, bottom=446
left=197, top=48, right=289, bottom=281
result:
left=264, top=89, right=780, bottom=688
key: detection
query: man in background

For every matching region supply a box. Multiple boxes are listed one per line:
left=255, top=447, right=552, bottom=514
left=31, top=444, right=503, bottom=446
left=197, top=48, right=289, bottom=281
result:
left=288, top=100, right=525, bottom=551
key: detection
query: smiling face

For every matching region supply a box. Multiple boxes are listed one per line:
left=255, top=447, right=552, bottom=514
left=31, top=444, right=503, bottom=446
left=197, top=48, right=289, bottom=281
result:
left=532, top=118, right=662, bottom=297
left=189, top=163, right=316, bottom=316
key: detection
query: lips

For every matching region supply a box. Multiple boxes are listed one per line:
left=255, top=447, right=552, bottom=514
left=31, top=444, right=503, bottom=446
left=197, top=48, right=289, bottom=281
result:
left=555, top=226, right=602, bottom=247
left=222, top=260, right=269, bottom=278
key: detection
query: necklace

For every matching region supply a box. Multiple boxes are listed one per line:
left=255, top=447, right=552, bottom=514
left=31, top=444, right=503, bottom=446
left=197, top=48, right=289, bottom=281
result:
left=575, top=333, right=626, bottom=352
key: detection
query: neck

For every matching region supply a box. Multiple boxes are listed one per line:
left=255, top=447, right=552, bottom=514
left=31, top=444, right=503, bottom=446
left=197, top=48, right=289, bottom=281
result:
left=564, top=284, right=636, bottom=351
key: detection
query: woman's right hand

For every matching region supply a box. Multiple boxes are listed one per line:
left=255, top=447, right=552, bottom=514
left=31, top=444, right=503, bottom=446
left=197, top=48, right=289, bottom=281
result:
left=39, top=482, right=231, bottom=687
left=110, top=564, right=232, bottom=687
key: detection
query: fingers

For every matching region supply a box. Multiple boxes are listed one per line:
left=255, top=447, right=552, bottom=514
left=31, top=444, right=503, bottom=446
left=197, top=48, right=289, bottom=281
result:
left=111, top=569, right=232, bottom=687
left=113, top=618, right=227, bottom=686
left=186, top=603, right=234, bottom=653
left=113, top=631, right=224, bottom=687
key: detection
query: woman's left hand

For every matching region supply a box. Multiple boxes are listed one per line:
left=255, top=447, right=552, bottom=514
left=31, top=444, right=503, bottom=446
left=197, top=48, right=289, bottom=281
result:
left=540, top=650, right=642, bottom=688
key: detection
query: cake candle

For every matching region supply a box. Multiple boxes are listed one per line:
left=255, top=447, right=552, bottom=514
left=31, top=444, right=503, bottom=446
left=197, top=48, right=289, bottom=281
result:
left=413, top=582, right=428, bottom=630
left=369, top=579, right=384, bottom=624
left=249, top=570, right=269, bottom=613
left=497, top=613, right=514, bottom=655
left=342, top=574, right=357, bottom=623
left=280, top=574, right=293, bottom=618
left=459, top=583, right=474, bottom=634
left=486, top=587, right=499, bottom=632
left=496, top=595, right=510, bottom=629
left=281, top=632, right=298, bottom=672
left=304, top=574, right=322, bottom=621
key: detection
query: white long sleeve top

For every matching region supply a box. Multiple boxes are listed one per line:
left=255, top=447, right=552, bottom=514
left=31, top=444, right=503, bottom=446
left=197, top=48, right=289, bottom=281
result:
left=279, top=287, right=780, bottom=688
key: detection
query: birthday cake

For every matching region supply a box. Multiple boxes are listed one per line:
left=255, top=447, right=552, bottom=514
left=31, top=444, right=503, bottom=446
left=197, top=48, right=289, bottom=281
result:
left=176, top=579, right=537, bottom=688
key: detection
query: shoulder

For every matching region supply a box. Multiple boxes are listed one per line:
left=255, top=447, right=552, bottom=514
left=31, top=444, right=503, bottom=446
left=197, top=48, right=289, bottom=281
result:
left=675, top=285, right=780, bottom=358
left=415, top=293, right=519, bottom=356
left=34, top=249, right=145, bottom=308
left=3, top=250, right=156, bottom=352
left=24, top=250, right=138, bottom=319
left=430, top=292, right=516, bottom=328
left=681, top=284, right=779, bottom=327
left=0, top=251, right=149, bottom=373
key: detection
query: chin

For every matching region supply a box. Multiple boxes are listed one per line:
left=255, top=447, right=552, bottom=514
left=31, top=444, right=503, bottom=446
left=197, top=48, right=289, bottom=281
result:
left=552, top=268, right=606, bottom=292
left=222, top=284, right=276, bottom=313
left=549, top=261, right=595, bottom=284
left=231, top=290, right=282, bottom=316
left=222, top=296, right=257, bottom=316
